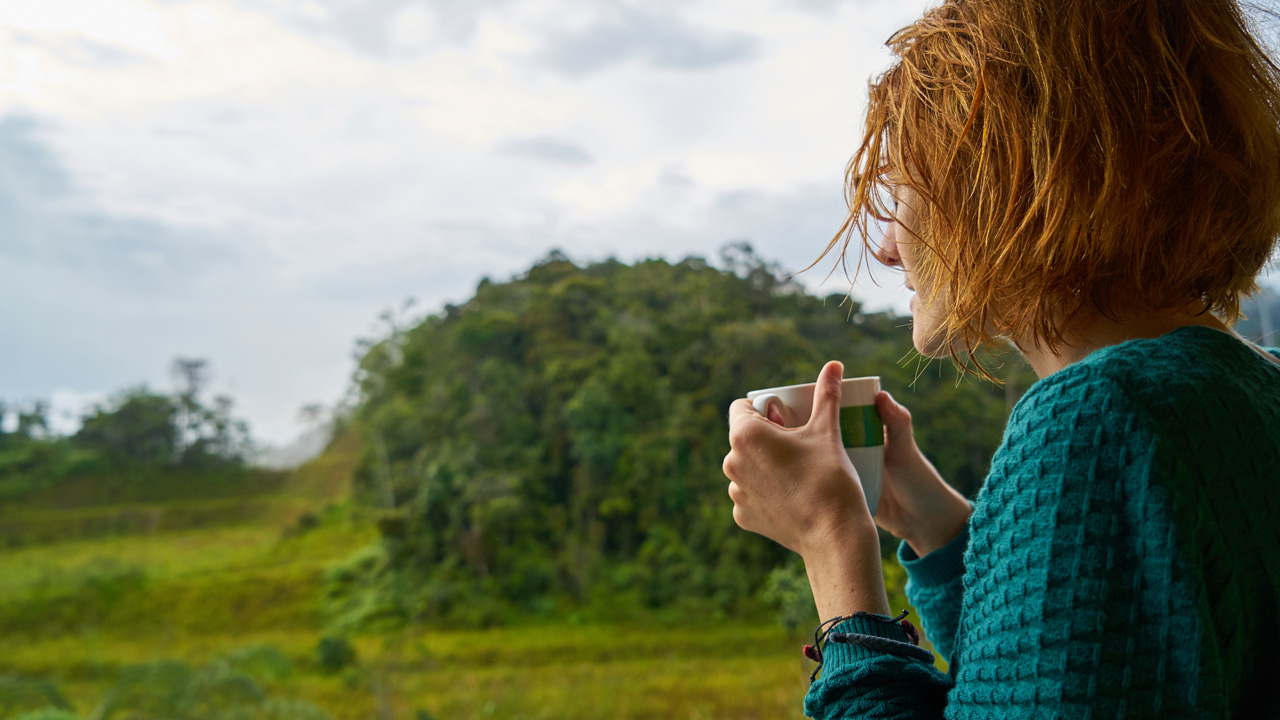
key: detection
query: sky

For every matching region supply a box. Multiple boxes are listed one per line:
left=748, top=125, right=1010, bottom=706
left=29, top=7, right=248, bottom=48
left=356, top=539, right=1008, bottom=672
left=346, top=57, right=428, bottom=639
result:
left=4, top=0, right=1276, bottom=447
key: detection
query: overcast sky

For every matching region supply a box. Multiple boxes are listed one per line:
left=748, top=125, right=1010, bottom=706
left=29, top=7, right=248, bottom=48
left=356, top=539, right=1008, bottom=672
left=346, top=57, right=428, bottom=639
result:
left=5, top=0, right=1276, bottom=446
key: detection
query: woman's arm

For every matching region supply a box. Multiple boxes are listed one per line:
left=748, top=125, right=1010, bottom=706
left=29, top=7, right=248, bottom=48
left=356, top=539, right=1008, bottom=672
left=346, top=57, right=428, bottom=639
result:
left=898, top=522, right=969, bottom=662
left=804, top=371, right=1205, bottom=719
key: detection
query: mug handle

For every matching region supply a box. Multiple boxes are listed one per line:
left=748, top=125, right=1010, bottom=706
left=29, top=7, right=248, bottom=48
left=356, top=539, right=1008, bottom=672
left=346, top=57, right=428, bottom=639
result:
left=752, top=393, right=782, bottom=422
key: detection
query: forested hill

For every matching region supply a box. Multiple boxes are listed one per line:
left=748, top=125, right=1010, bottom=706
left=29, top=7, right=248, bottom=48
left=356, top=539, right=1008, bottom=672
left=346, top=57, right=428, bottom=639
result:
left=333, top=246, right=1024, bottom=625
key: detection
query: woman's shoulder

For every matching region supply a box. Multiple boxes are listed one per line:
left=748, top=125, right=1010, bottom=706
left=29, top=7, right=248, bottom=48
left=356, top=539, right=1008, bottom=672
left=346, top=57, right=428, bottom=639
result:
left=993, top=327, right=1280, bottom=500
left=1009, top=325, right=1280, bottom=435
left=985, top=323, right=1280, bottom=514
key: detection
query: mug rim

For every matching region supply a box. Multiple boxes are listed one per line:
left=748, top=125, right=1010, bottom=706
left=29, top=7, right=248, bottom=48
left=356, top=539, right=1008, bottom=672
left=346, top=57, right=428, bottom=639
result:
left=746, top=375, right=880, bottom=399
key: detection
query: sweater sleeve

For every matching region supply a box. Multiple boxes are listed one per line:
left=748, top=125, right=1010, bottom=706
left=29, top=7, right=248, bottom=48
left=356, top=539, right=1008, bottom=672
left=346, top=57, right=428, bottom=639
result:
left=804, top=370, right=1202, bottom=719
left=897, top=519, right=970, bottom=662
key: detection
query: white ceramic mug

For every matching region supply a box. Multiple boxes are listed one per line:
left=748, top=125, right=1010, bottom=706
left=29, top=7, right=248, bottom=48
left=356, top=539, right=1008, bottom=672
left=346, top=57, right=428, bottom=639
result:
left=746, top=376, right=884, bottom=516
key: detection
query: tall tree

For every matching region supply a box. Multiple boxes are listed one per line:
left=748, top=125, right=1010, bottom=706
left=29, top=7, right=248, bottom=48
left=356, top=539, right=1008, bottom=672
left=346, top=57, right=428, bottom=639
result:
left=170, top=357, right=209, bottom=461
left=16, top=401, right=50, bottom=440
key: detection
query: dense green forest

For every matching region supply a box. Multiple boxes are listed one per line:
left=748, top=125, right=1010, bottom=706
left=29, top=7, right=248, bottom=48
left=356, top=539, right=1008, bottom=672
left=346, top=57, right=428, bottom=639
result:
left=331, top=245, right=1027, bottom=627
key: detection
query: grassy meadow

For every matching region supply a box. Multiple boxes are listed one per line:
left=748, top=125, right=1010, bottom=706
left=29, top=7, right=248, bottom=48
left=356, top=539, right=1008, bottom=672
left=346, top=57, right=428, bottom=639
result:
left=0, top=432, right=873, bottom=720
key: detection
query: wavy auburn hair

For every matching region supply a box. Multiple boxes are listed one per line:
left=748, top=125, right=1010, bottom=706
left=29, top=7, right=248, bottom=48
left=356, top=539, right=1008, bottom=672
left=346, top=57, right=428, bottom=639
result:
left=821, top=0, right=1280, bottom=372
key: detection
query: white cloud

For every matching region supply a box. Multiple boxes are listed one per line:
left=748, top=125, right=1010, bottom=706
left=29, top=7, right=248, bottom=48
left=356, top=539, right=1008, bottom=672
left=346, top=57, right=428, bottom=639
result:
left=498, top=136, right=596, bottom=165
left=1, top=0, right=176, bottom=58
left=534, top=5, right=761, bottom=77
left=220, top=0, right=517, bottom=58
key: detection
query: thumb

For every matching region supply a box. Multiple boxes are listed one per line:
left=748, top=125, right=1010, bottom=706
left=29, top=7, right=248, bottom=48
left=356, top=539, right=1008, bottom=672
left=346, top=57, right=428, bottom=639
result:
left=809, top=360, right=844, bottom=436
left=876, top=391, right=915, bottom=444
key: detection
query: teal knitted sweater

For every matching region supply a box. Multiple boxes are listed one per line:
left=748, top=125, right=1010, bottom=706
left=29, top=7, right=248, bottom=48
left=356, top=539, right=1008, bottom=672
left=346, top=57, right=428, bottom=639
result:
left=805, top=325, right=1280, bottom=718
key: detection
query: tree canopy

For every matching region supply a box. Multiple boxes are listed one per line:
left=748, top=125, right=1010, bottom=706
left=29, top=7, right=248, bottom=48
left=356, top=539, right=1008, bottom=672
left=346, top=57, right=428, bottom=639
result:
left=339, top=246, right=1028, bottom=625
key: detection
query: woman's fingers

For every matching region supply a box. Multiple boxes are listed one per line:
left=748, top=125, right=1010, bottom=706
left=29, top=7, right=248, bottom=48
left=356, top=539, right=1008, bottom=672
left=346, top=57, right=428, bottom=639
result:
left=726, top=399, right=763, bottom=449
left=728, top=480, right=757, bottom=533
left=727, top=398, right=774, bottom=443
left=727, top=480, right=743, bottom=503
left=876, top=391, right=914, bottom=444
left=807, top=360, right=845, bottom=439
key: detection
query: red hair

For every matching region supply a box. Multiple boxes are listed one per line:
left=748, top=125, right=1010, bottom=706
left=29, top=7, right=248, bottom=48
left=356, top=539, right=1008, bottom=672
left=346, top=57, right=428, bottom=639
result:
left=819, top=0, right=1280, bottom=372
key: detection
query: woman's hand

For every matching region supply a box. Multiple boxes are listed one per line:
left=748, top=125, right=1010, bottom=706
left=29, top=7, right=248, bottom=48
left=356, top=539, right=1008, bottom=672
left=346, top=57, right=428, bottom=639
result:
left=725, top=361, right=874, bottom=556
left=872, top=391, right=972, bottom=557
left=725, top=361, right=889, bottom=618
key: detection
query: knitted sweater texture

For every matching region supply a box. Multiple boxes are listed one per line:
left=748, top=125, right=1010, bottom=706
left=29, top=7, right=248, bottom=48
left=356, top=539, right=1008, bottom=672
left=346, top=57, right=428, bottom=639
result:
left=805, top=326, right=1280, bottom=718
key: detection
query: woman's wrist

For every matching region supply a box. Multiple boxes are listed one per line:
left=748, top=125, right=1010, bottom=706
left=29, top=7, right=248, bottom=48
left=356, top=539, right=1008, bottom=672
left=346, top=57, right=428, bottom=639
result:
left=802, top=521, right=891, bottom=619
left=902, top=490, right=971, bottom=557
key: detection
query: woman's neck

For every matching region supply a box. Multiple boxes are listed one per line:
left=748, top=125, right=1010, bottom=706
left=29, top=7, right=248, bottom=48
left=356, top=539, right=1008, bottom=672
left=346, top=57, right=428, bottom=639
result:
left=1012, top=301, right=1277, bottom=378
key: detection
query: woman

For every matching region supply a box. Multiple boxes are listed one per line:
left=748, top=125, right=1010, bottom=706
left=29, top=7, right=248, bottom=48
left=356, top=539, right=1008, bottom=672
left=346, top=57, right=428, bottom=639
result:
left=723, top=0, right=1280, bottom=717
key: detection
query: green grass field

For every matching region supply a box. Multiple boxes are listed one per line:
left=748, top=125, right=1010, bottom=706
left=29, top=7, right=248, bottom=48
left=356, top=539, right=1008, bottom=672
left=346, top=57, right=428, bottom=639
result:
left=0, top=517, right=815, bottom=719
left=3, top=623, right=815, bottom=719
left=0, top=441, right=924, bottom=719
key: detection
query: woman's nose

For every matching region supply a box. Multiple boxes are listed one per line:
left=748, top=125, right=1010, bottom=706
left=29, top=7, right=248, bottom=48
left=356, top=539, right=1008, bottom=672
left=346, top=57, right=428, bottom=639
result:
left=876, top=223, right=902, bottom=267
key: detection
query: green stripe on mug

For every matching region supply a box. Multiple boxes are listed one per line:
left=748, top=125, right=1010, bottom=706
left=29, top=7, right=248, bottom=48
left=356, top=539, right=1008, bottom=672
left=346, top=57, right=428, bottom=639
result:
left=839, top=405, right=884, bottom=448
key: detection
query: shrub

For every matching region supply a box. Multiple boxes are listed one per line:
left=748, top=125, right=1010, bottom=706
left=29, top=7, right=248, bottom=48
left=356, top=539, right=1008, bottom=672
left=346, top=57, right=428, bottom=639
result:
left=314, top=636, right=357, bottom=675
left=0, top=676, right=73, bottom=719
left=762, top=560, right=817, bottom=635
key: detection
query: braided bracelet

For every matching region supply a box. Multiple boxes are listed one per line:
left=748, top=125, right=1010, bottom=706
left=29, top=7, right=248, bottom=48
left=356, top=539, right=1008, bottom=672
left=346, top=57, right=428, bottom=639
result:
left=825, top=631, right=936, bottom=664
left=803, top=610, right=932, bottom=683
